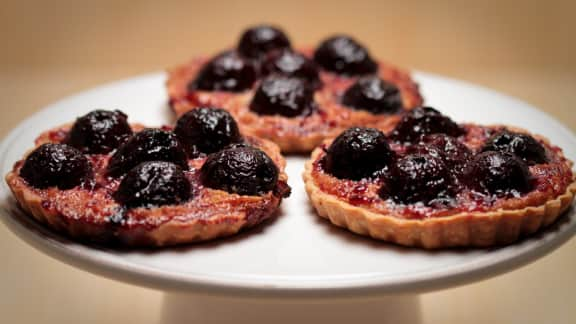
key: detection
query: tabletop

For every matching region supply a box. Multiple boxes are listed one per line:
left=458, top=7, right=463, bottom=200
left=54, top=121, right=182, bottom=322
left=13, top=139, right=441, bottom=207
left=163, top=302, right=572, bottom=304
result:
left=1, top=0, right=575, bottom=323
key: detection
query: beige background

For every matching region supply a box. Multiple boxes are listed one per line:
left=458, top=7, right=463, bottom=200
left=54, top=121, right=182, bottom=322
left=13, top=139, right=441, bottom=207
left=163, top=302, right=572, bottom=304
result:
left=1, top=0, right=575, bottom=323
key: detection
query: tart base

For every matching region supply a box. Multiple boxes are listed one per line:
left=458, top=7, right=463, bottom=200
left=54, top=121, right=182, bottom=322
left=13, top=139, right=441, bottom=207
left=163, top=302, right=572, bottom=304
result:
left=6, top=172, right=282, bottom=247
left=303, top=148, right=576, bottom=249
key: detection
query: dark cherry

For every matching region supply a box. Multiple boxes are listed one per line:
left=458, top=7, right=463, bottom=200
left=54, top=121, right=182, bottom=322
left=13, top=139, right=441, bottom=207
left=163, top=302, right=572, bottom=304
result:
left=237, top=25, right=291, bottom=60
left=66, top=110, right=133, bottom=154
left=341, top=76, right=402, bottom=114
left=261, top=49, right=321, bottom=89
left=323, top=127, right=394, bottom=180
left=200, top=146, right=278, bottom=196
left=174, top=107, right=242, bottom=157
left=410, top=134, right=472, bottom=176
left=114, top=161, right=191, bottom=208
left=223, top=142, right=252, bottom=150
left=390, top=107, right=464, bottom=143
left=313, top=35, right=377, bottom=76
left=381, top=153, right=452, bottom=204
left=465, top=151, right=532, bottom=196
left=107, top=129, right=188, bottom=177
left=249, top=75, right=315, bottom=117
left=482, top=130, right=547, bottom=165
left=189, top=51, right=257, bottom=92
left=20, top=143, right=92, bottom=190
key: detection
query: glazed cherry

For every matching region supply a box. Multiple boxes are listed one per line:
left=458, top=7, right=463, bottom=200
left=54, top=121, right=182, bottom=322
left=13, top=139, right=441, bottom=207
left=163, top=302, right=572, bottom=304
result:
left=189, top=51, right=257, bottom=92
left=466, top=151, right=532, bottom=196
left=323, top=127, right=394, bottom=180
left=174, top=107, right=242, bottom=157
left=20, top=143, right=92, bottom=190
left=114, top=161, right=191, bottom=208
left=341, top=76, right=402, bottom=114
left=200, top=145, right=278, bottom=196
left=381, top=153, right=452, bottom=204
left=66, top=109, right=133, bottom=154
left=237, top=25, right=291, bottom=60
left=261, top=49, right=321, bottom=89
left=107, top=129, right=188, bottom=177
left=390, top=107, right=464, bottom=143
left=482, top=130, right=547, bottom=165
left=410, top=134, right=472, bottom=176
left=249, top=76, right=316, bottom=117
left=313, top=35, right=377, bottom=76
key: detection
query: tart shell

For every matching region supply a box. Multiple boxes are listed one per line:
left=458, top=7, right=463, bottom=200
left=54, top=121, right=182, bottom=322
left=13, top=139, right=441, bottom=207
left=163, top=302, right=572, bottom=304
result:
left=303, top=140, right=576, bottom=249
left=7, top=173, right=283, bottom=246
left=5, top=125, right=289, bottom=247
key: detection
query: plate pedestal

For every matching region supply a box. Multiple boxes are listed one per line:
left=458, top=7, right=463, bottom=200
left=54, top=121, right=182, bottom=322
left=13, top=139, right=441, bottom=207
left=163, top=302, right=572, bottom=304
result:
left=160, top=292, right=422, bottom=324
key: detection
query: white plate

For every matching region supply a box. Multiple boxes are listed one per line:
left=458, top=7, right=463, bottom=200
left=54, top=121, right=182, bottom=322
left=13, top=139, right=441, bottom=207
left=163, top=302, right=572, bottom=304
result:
left=1, top=72, right=575, bottom=297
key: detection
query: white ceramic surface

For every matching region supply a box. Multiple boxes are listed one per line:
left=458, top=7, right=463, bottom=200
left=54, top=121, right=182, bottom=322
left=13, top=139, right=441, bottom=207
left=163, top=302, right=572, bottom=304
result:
left=1, top=72, right=575, bottom=297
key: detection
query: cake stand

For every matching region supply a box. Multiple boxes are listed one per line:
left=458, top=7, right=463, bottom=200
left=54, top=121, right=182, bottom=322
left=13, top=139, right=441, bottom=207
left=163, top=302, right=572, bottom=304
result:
left=1, top=72, right=575, bottom=323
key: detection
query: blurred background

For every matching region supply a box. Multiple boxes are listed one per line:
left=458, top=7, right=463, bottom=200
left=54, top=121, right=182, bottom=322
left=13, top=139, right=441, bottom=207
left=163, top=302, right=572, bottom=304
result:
left=0, top=0, right=575, bottom=323
left=1, top=0, right=575, bottom=130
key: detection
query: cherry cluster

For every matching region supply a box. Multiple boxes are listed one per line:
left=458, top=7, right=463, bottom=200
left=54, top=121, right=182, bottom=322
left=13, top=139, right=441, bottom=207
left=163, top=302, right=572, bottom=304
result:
left=322, top=107, right=548, bottom=205
left=187, top=25, right=404, bottom=117
left=20, top=108, right=280, bottom=209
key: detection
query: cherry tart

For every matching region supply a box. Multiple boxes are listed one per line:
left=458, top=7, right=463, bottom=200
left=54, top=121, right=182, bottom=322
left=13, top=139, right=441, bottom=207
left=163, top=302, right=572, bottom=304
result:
left=5, top=108, right=290, bottom=247
left=166, top=25, right=423, bottom=153
left=303, top=107, right=576, bottom=249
